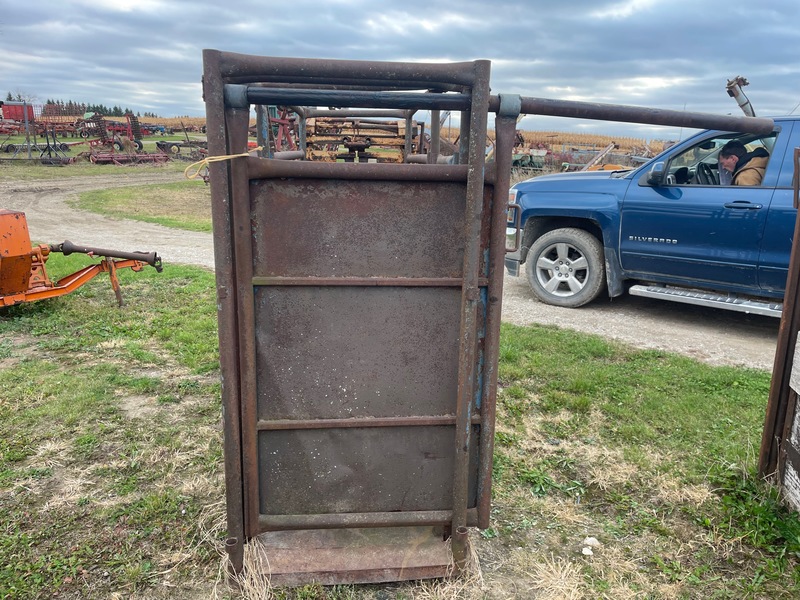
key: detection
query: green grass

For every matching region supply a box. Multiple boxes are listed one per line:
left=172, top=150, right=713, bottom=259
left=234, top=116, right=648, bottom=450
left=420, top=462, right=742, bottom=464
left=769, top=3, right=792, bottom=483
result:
left=1, top=250, right=798, bottom=597
left=490, top=322, right=799, bottom=598
left=0, top=158, right=186, bottom=180
left=3, top=152, right=795, bottom=597
left=496, top=323, right=769, bottom=476
left=0, top=253, right=222, bottom=599
left=69, top=180, right=212, bottom=232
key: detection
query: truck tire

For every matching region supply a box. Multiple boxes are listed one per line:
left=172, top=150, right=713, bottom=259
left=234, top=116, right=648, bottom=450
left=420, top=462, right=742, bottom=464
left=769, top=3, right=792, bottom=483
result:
left=525, top=228, right=605, bottom=308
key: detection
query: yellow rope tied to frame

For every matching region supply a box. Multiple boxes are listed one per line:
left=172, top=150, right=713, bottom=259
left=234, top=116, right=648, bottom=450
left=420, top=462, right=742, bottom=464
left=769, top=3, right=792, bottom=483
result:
left=183, top=146, right=264, bottom=180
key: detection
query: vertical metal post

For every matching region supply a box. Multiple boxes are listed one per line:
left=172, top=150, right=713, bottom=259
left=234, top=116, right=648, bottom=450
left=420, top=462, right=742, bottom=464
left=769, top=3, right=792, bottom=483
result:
left=759, top=148, right=800, bottom=477
left=24, top=101, right=32, bottom=160
left=202, top=49, right=245, bottom=575
left=477, top=94, right=520, bottom=526
left=403, top=112, right=414, bottom=161
left=429, top=109, right=441, bottom=164
left=255, top=105, right=268, bottom=158
left=226, top=105, right=261, bottom=539
left=451, top=59, right=491, bottom=571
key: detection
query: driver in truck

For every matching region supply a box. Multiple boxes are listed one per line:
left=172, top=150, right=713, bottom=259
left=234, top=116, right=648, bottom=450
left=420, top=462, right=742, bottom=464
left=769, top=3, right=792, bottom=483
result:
left=718, top=139, right=770, bottom=186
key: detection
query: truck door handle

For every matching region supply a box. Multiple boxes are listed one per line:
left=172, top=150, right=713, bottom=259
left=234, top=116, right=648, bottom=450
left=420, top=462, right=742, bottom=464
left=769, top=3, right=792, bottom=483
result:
left=724, top=201, right=763, bottom=210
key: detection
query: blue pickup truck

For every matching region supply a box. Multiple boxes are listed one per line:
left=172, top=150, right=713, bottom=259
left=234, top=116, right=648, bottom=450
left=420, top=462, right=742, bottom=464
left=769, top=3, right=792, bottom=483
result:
left=506, top=116, right=799, bottom=317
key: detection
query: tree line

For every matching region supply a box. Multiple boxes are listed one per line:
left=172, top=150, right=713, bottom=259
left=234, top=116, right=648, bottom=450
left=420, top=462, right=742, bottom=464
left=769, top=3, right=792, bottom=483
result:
left=4, top=93, right=160, bottom=118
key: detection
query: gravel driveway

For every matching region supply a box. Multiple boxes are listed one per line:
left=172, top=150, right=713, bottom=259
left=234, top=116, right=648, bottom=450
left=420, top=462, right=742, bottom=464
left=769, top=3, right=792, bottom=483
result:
left=2, top=172, right=779, bottom=370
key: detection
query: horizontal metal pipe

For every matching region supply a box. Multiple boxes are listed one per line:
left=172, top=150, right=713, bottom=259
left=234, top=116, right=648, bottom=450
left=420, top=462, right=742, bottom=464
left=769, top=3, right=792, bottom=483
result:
left=246, top=156, right=469, bottom=181
left=229, top=79, right=466, bottom=94
left=214, top=50, right=480, bottom=87
left=240, top=86, right=471, bottom=111
left=305, top=109, right=411, bottom=119
left=51, top=240, right=162, bottom=270
left=259, top=509, right=479, bottom=531
left=256, top=414, right=484, bottom=431
left=271, top=150, right=304, bottom=160
left=489, top=96, right=775, bottom=135
left=309, top=123, right=404, bottom=133
left=234, top=84, right=773, bottom=135
left=251, top=276, right=488, bottom=287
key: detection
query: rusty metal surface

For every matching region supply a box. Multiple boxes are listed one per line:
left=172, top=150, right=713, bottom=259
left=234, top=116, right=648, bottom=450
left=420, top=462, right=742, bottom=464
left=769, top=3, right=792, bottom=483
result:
left=257, top=426, right=479, bottom=515
left=477, top=111, right=518, bottom=527
left=450, top=59, right=491, bottom=570
left=203, top=50, right=505, bottom=582
left=203, top=47, right=247, bottom=574
left=250, top=178, right=466, bottom=279
left=254, top=527, right=453, bottom=586
left=498, top=96, right=774, bottom=134
left=215, top=51, right=480, bottom=87
left=259, top=510, right=478, bottom=530
left=204, top=49, right=783, bottom=583
left=254, top=286, right=461, bottom=420
left=246, top=156, right=469, bottom=180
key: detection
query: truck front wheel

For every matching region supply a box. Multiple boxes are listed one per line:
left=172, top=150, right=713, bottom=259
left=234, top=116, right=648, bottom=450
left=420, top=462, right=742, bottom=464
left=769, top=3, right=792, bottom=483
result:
left=525, top=228, right=605, bottom=308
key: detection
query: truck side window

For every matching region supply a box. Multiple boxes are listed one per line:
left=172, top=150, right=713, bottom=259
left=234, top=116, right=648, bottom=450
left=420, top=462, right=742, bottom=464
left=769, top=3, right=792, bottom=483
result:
left=666, top=133, right=776, bottom=187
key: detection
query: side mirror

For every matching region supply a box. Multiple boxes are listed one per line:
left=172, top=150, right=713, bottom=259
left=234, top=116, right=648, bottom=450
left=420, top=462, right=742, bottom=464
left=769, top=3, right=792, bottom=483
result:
left=647, top=161, right=666, bottom=186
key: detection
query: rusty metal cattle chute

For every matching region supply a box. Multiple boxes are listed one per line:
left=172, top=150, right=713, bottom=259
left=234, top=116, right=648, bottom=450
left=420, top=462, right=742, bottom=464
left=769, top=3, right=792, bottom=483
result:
left=202, top=49, right=775, bottom=586
left=203, top=51, right=518, bottom=585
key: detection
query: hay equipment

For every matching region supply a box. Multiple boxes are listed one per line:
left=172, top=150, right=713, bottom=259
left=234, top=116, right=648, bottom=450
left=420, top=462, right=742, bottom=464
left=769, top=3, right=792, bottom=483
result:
left=0, top=210, right=162, bottom=307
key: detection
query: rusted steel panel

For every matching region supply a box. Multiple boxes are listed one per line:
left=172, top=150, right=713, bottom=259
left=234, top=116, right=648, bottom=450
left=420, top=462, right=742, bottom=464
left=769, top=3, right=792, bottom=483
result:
left=253, top=286, right=462, bottom=420
left=204, top=48, right=782, bottom=583
left=257, top=426, right=480, bottom=516
left=250, top=178, right=466, bottom=279
left=246, top=156, right=469, bottom=181
left=253, top=527, right=453, bottom=586
left=256, top=415, right=483, bottom=431
left=201, top=48, right=247, bottom=574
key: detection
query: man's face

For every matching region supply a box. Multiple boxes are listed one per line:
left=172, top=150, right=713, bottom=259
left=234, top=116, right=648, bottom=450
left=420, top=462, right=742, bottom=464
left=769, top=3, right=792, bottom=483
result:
left=719, top=153, right=738, bottom=173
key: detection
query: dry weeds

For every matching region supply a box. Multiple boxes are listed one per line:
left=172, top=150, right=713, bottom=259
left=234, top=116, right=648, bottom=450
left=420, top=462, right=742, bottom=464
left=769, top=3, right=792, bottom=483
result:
left=527, top=553, right=584, bottom=600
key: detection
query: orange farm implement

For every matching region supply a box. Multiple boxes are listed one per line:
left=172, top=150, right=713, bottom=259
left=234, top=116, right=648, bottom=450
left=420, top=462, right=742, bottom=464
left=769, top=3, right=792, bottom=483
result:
left=0, top=210, right=162, bottom=307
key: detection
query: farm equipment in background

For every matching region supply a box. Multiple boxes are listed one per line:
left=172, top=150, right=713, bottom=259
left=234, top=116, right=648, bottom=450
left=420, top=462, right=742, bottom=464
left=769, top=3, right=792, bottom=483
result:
left=0, top=210, right=162, bottom=308
left=256, top=105, right=298, bottom=154
left=75, top=114, right=170, bottom=164
left=727, top=75, right=757, bottom=117
left=579, top=141, right=631, bottom=171
left=155, top=120, right=208, bottom=159
left=304, top=116, right=420, bottom=162
left=104, top=114, right=147, bottom=150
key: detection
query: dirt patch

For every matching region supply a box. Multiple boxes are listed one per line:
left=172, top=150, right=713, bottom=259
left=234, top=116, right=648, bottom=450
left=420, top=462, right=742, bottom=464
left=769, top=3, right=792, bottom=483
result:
left=119, top=394, right=160, bottom=418
left=0, top=332, right=40, bottom=369
left=1, top=172, right=214, bottom=269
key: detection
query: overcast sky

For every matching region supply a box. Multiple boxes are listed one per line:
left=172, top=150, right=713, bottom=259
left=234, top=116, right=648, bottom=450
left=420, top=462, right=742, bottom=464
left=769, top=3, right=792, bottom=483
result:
left=2, top=0, right=799, bottom=140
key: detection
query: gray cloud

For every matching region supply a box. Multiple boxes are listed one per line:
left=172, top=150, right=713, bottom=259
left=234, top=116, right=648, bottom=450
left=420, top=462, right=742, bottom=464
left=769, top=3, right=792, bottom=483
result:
left=2, top=0, right=798, bottom=138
